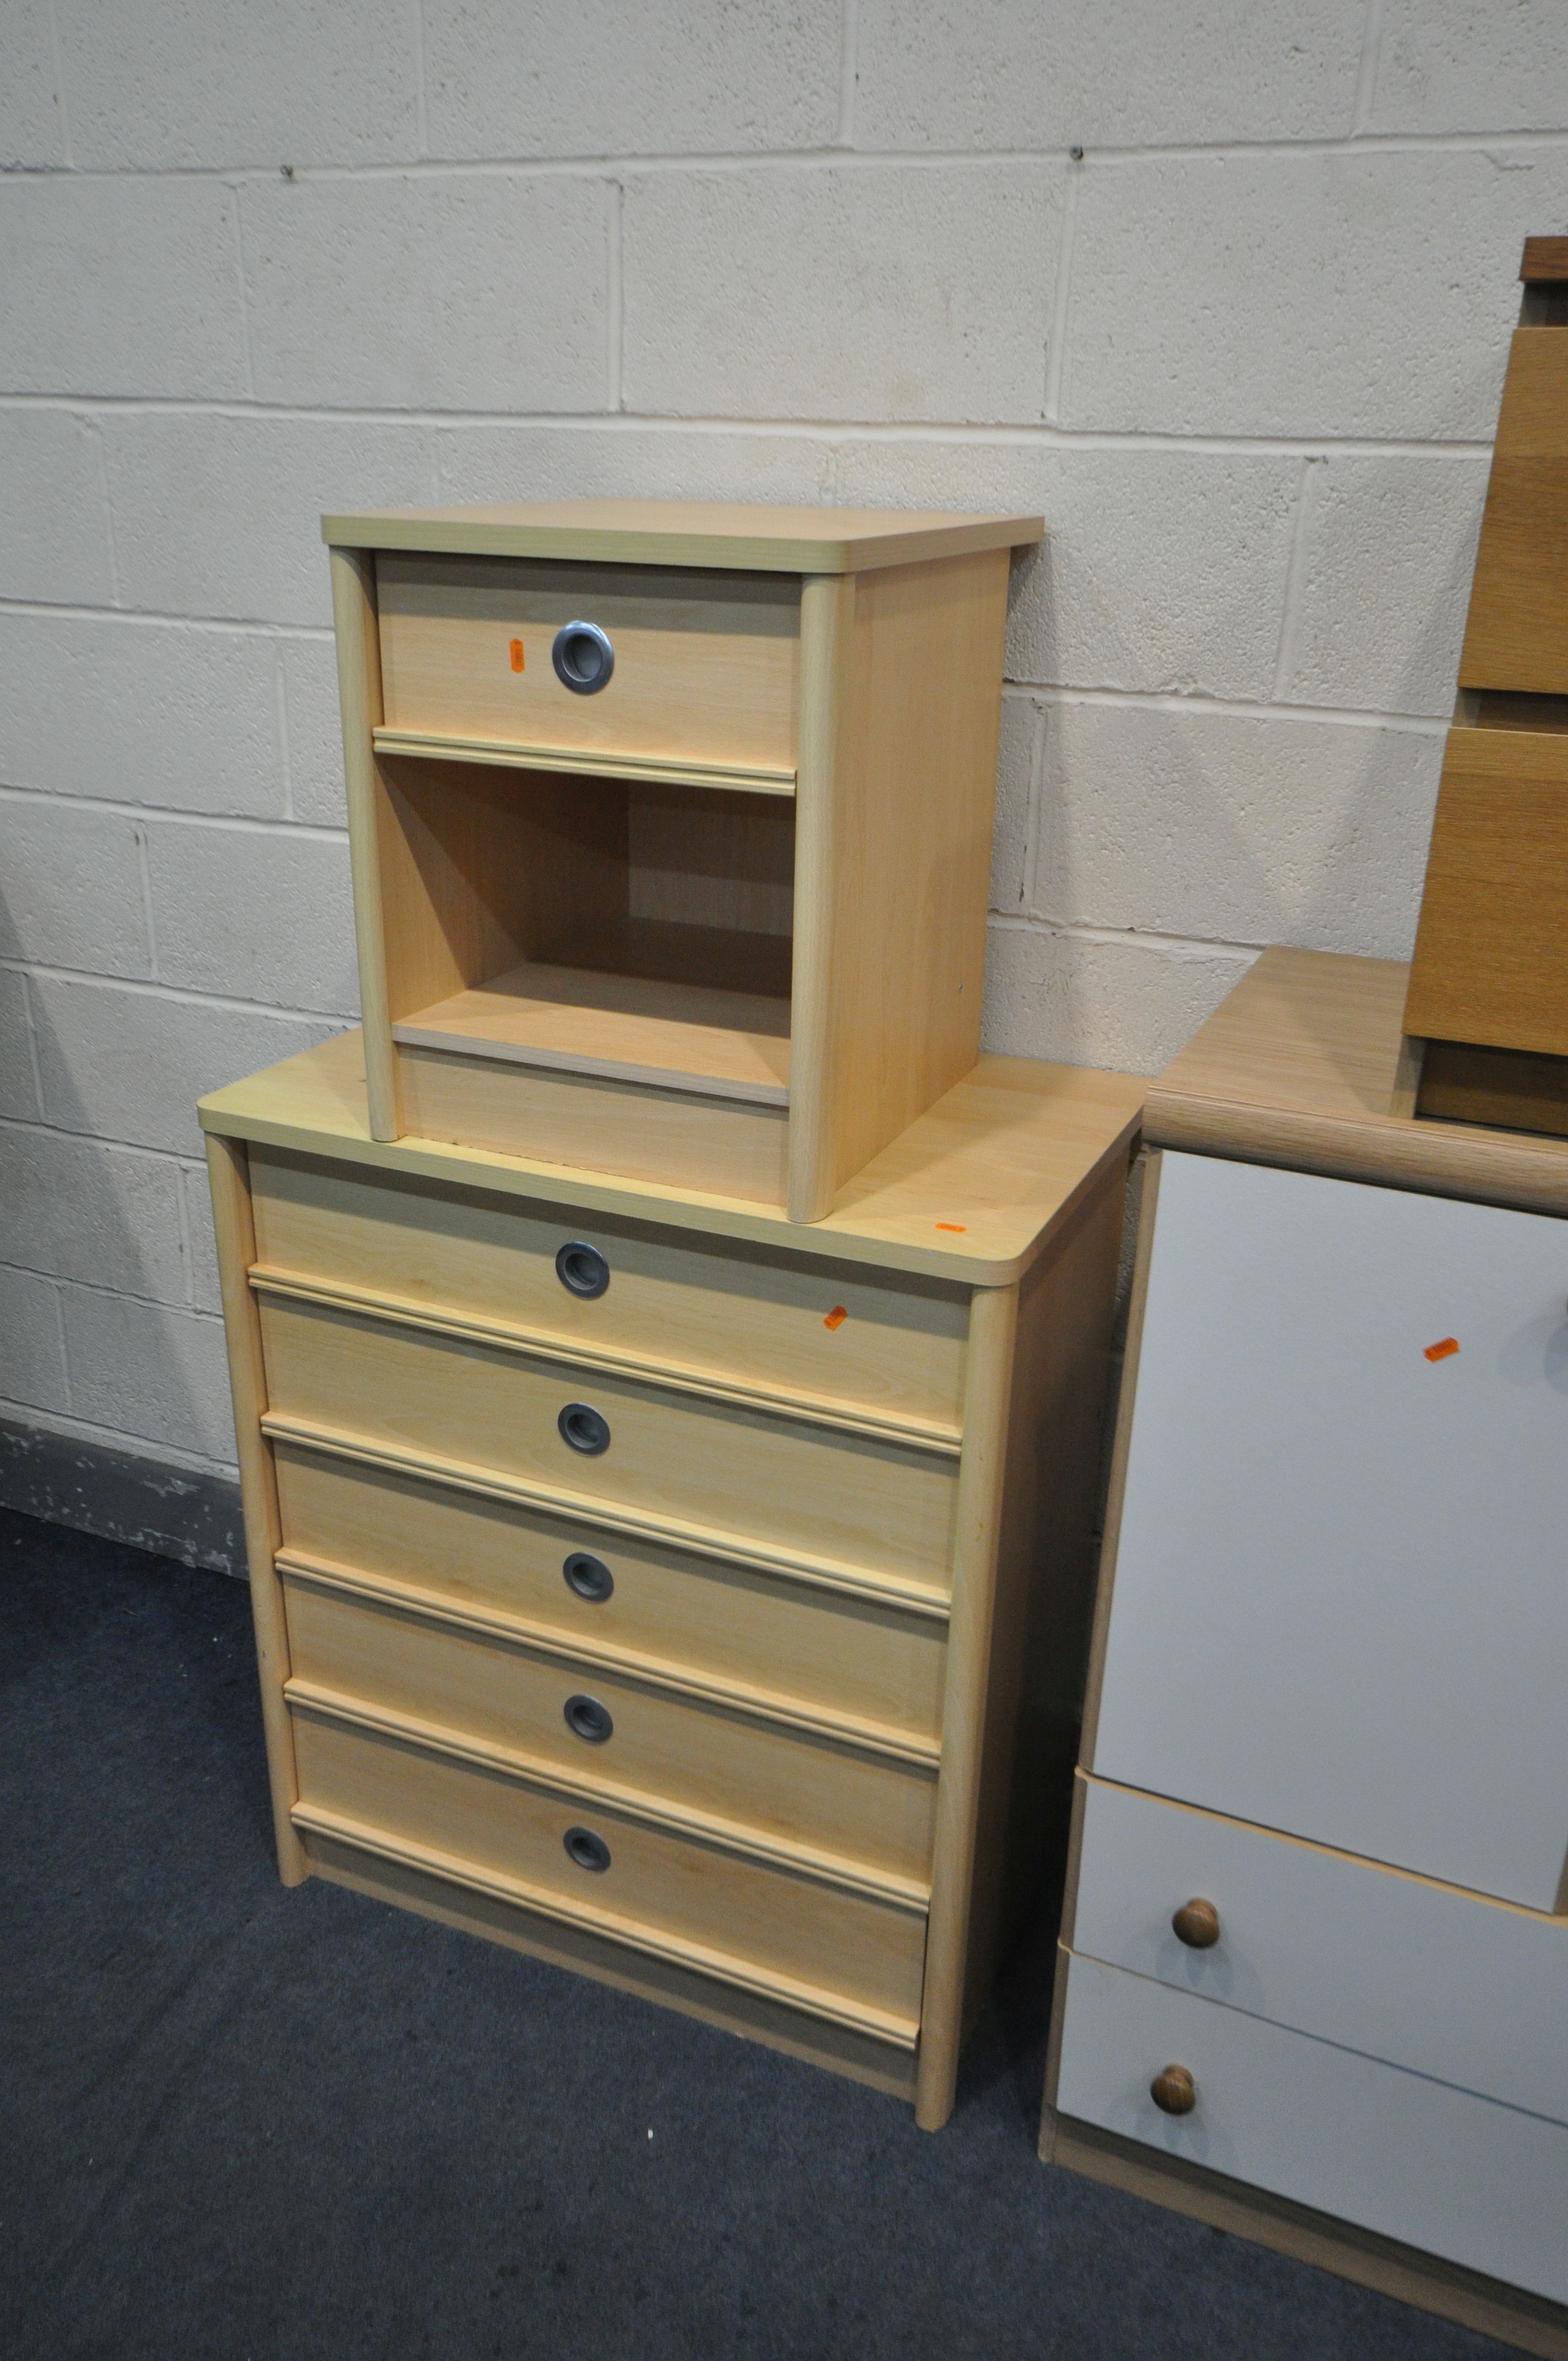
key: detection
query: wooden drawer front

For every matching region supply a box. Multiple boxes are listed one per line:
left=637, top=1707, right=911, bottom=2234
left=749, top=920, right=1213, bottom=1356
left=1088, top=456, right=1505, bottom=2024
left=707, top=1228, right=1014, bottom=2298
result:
left=1054, top=1951, right=1568, bottom=2305
left=291, top=1711, right=926, bottom=2035
left=1071, top=1778, right=1568, bottom=2126
left=375, top=554, right=799, bottom=779
left=1095, top=1151, right=1568, bottom=1911
left=249, top=1147, right=967, bottom=1442
left=259, top=1296, right=959, bottom=1592
left=273, top=1446, right=948, bottom=1746
left=283, top=1577, right=937, bottom=1889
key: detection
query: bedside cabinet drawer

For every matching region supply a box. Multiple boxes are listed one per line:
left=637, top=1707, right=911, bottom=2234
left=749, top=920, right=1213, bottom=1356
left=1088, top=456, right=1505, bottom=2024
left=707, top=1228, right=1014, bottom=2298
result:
left=1053, top=1950, right=1568, bottom=2305
left=281, top=1574, right=938, bottom=1890
left=375, top=554, right=799, bottom=784
left=271, top=1445, right=949, bottom=1748
left=248, top=1147, right=970, bottom=1444
left=1069, top=1777, right=1568, bottom=2125
left=257, top=1294, right=960, bottom=1592
left=291, top=1709, right=926, bottom=2041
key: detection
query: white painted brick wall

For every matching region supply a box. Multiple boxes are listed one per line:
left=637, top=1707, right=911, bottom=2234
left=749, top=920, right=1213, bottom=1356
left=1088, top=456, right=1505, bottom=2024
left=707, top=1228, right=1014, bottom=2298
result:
left=2, top=0, right=1566, bottom=1483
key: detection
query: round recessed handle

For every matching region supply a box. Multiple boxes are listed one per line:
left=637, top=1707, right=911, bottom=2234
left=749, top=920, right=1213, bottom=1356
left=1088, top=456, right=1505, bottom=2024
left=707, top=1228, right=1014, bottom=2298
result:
left=555, top=1239, right=610, bottom=1299
left=558, top=1401, right=611, bottom=1456
left=563, top=1549, right=613, bottom=1602
left=1172, top=1897, right=1221, bottom=1950
left=1150, top=2064, right=1197, bottom=2117
left=563, top=1825, right=611, bottom=1874
left=552, top=620, right=614, bottom=694
left=563, top=1693, right=613, bottom=1745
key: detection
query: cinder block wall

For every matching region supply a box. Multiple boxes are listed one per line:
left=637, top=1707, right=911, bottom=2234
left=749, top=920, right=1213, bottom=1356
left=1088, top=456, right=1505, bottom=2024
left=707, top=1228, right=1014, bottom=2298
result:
left=3, top=1, right=1567, bottom=1505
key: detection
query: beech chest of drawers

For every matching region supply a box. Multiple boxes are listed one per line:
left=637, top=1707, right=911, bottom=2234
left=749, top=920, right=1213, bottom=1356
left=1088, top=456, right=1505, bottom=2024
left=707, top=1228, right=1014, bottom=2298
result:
left=204, top=1013, right=1142, bottom=2128
left=1043, top=949, right=1568, bottom=2354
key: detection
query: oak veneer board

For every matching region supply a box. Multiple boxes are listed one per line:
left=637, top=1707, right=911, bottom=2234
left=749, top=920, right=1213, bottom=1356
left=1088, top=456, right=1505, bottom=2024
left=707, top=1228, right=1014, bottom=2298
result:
left=1147, top=945, right=1568, bottom=1215
left=322, top=500, right=1042, bottom=573
left=1460, top=326, right=1568, bottom=696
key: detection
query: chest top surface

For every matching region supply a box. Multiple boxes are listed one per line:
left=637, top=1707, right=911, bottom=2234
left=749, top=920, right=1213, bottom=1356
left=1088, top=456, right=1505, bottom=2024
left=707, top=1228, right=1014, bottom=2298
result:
left=1148, top=947, right=1568, bottom=1217
left=199, top=1029, right=1144, bottom=1288
left=320, top=498, right=1044, bottom=574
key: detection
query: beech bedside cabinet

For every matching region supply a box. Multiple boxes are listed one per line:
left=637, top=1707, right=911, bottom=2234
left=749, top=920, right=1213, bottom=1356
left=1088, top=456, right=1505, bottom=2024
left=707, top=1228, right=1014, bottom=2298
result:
left=205, top=499, right=1147, bottom=2129
left=1043, top=950, right=1568, bottom=2356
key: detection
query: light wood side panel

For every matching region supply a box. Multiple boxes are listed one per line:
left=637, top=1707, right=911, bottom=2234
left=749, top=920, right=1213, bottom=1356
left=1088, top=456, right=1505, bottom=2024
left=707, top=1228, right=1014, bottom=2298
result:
left=290, top=1711, right=927, bottom=2028
left=376, top=554, right=800, bottom=775
left=397, top=1045, right=789, bottom=1206
left=306, top=1829, right=918, bottom=2100
left=1461, top=330, right=1568, bottom=695
left=204, top=1134, right=308, bottom=1885
left=270, top=1445, right=948, bottom=1742
left=281, top=1576, right=937, bottom=1886
left=329, top=546, right=398, bottom=1140
left=1404, top=723, right=1568, bottom=1057
left=257, top=1294, right=961, bottom=1589
left=915, top=1279, right=1019, bottom=2128
left=959, top=1158, right=1132, bottom=2024
left=824, top=550, right=1010, bottom=1205
left=248, top=1146, right=968, bottom=1437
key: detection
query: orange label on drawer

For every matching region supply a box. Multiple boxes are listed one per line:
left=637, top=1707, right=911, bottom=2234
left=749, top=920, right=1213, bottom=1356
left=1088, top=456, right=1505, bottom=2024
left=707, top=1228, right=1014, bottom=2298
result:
left=509, top=638, right=525, bottom=672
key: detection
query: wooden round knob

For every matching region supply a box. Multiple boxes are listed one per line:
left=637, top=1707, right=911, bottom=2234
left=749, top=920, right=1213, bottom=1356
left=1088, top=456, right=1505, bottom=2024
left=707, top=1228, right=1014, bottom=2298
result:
left=1172, top=1897, right=1220, bottom=1949
left=1151, top=2064, right=1196, bottom=2116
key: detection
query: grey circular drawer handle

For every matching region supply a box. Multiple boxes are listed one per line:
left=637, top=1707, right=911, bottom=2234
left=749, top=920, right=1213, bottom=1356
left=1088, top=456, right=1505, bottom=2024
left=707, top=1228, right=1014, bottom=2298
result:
left=558, top=1401, right=611, bottom=1456
left=1150, top=2064, right=1196, bottom=2117
left=563, top=1825, right=611, bottom=1874
left=556, top=1240, right=610, bottom=1299
left=563, top=1550, right=613, bottom=1602
left=564, top=1693, right=613, bottom=1745
left=552, top=620, right=614, bottom=694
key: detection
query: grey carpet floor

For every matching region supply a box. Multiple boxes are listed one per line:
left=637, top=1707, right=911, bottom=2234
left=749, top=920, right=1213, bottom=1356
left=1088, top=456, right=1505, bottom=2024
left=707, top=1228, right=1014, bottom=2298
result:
left=0, top=1505, right=1505, bottom=2361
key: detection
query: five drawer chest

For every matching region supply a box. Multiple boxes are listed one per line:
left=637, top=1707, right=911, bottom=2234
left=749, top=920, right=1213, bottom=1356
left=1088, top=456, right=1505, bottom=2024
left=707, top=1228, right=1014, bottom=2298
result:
left=203, top=500, right=1146, bottom=2129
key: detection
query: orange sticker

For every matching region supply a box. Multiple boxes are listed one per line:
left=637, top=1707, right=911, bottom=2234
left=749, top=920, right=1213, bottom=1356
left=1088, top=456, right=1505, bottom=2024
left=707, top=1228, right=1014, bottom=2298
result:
left=1424, top=1336, right=1460, bottom=1363
left=509, top=638, right=525, bottom=672
left=935, top=1222, right=967, bottom=1234
left=823, top=1305, right=848, bottom=1331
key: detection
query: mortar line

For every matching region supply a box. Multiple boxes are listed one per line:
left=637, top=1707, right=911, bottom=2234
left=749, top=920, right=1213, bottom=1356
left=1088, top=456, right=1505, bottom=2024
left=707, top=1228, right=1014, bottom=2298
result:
left=0, top=393, right=1498, bottom=459
left=1021, top=700, right=1049, bottom=917
left=1270, top=454, right=1325, bottom=700
left=43, top=0, right=72, bottom=166
left=135, top=822, right=161, bottom=982
left=14, top=128, right=1568, bottom=179
left=228, top=186, right=258, bottom=402
left=175, top=1162, right=199, bottom=1308
left=413, top=0, right=431, bottom=156
left=1, top=1256, right=226, bottom=1323
left=1043, top=157, right=1080, bottom=426
left=50, top=1277, right=74, bottom=1416
left=17, top=970, right=48, bottom=1118
left=0, top=1396, right=239, bottom=1481
left=274, top=651, right=295, bottom=821
left=1352, top=0, right=1387, bottom=136
left=1, top=954, right=355, bottom=1029
left=607, top=178, right=624, bottom=411
left=837, top=0, right=858, bottom=148
left=0, top=1109, right=216, bottom=1168
left=85, top=420, right=123, bottom=606
left=0, top=783, right=349, bottom=837
left=988, top=910, right=1267, bottom=959
left=0, top=596, right=336, bottom=637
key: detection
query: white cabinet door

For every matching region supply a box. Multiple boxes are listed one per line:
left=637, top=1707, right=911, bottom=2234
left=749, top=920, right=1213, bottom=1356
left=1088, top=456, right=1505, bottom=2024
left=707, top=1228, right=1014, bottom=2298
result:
left=1091, top=1152, right=1568, bottom=1910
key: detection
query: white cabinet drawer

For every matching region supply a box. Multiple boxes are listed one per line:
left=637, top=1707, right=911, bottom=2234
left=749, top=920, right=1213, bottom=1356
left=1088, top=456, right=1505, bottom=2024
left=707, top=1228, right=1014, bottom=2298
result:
left=1070, top=1777, right=1568, bottom=2125
left=1092, top=1151, right=1568, bottom=1910
left=1054, top=1950, right=1568, bottom=2304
